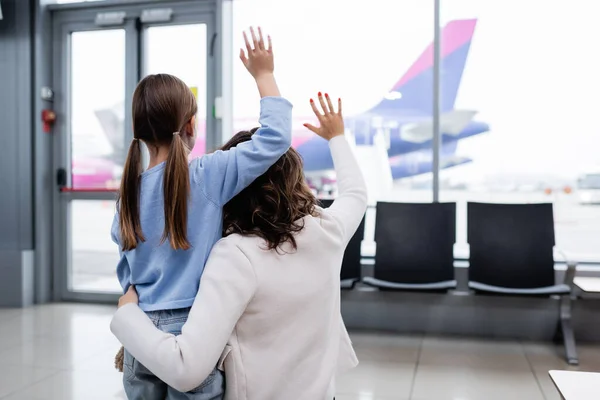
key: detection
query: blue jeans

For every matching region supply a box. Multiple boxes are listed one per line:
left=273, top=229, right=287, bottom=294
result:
left=122, top=307, right=225, bottom=400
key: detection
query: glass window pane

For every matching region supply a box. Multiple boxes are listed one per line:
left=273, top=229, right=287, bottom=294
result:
left=440, top=0, right=600, bottom=261
left=145, top=24, right=208, bottom=156
left=71, top=29, right=125, bottom=190
left=233, top=0, right=434, bottom=200
left=70, top=200, right=121, bottom=293
left=233, top=0, right=434, bottom=256
left=54, top=1, right=105, bottom=3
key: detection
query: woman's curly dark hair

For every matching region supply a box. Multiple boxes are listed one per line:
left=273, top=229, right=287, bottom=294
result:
left=221, top=128, right=318, bottom=251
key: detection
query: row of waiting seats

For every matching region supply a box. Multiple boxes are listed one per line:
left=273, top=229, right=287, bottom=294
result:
left=319, top=200, right=578, bottom=365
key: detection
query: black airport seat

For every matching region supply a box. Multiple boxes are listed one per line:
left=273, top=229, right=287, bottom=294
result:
left=363, top=202, right=457, bottom=291
left=467, top=202, right=578, bottom=365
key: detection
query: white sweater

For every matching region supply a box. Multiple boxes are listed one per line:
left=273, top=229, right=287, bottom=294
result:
left=110, top=135, right=368, bottom=400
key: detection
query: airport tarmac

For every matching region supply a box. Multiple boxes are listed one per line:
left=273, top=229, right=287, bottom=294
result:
left=68, top=190, right=600, bottom=294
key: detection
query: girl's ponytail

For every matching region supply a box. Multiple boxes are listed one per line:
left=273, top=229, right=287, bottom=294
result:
left=161, top=132, right=191, bottom=250
left=118, top=139, right=145, bottom=251
left=126, top=73, right=196, bottom=251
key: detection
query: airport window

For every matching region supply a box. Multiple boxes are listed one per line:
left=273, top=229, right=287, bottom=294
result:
left=233, top=0, right=600, bottom=264
left=68, top=29, right=126, bottom=294
left=53, top=0, right=600, bottom=265
left=144, top=24, right=209, bottom=157
left=440, top=0, right=600, bottom=262
left=232, top=0, right=434, bottom=201
left=70, top=29, right=125, bottom=191
left=52, top=0, right=106, bottom=3
left=70, top=200, right=121, bottom=293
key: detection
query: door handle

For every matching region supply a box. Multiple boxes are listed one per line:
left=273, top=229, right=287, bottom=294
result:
left=56, top=168, right=67, bottom=189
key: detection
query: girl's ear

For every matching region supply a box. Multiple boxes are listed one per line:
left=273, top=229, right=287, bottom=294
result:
left=185, top=116, right=196, bottom=137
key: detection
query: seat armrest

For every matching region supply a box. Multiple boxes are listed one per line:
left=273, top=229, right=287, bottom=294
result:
left=564, top=261, right=577, bottom=288
left=556, top=248, right=577, bottom=288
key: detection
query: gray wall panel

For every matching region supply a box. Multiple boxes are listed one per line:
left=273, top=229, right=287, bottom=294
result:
left=0, top=0, right=35, bottom=306
left=0, top=0, right=20, bottom=250
left=16, top=0, right=34, bottom=250
left=0, top=250, right=33, bottom=307
left=0, top=0, right=33, bottom=251
left=34, top=0, right=54, bottom=303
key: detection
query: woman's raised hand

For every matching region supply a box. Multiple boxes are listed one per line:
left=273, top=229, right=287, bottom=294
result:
left=304, top=93, right=344, bottom=141
left=240, top=27, right=274, bottom=79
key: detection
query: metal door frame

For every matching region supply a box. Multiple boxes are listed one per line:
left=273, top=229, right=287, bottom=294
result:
left=50, top=0, right=220, bottom=303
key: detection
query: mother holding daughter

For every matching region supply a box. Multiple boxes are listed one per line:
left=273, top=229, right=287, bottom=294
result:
left=111, top=28, right=367, bottom=400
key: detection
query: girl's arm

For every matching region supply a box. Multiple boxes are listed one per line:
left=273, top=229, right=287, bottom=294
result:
left=111, top=214, right=131, bottom=293
left=110, top=239, right=257, bottom=392
left=304, top=94, right=368, bottom=243
left=197, top=95, right=292, bottom=206
left=196, top=27, right=292, bottom=206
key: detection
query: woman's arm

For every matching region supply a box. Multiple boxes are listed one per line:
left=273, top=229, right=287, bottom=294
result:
left=110, top=239, right=257, bottom=392
left=326, top=135, right=368, bottom=243
left=304, top=94, right=368, bottom=242
left=196, top=27, right=292, bottom=206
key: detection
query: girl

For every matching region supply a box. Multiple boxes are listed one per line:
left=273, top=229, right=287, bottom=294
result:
left=111, top=94, right=367, bottom=400
left=111, top=27, right=292, bottom=400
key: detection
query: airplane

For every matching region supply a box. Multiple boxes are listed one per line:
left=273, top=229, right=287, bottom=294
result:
left=294, top=18, right=489, bottom=180
left=388, top=140, right=472, bottom=180
left=70, top=18, right=489, bottom=190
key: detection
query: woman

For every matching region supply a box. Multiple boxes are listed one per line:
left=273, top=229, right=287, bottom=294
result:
left=111, top=93, right=367, bottom=400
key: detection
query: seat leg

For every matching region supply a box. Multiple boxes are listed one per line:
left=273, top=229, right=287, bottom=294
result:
left=559, top=295, right=578, bottom=365
left=552, top=319, right=561, bottom=343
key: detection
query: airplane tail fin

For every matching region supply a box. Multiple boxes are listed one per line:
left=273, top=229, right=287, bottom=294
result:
left=370, top=19, right=477, bottom=115
left=94, top=106, right=125, bottom=164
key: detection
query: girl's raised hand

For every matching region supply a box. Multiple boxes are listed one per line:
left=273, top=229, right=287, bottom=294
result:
left=304, top=93, right=345, bottom=141
left=240, top=27, right=274, bottom=79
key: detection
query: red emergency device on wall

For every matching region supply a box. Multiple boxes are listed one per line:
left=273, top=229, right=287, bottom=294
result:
left=42, top=109, right=56, bottom=133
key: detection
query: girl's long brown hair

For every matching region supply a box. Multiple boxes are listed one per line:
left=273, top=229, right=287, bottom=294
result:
left=118, top=74, right=197, bottom=251
left=221, top=129, right=318, bottom=251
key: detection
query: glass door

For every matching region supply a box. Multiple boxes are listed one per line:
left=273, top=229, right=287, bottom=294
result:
left=51, top=1, right=217, bottom=301
left=68, top=28, right=127, bottom=294
left=144, top=24, right=209, bottom=157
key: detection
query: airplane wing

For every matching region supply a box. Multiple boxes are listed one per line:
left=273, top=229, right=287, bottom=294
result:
left=389, top=152, right=473, bottom=180
left=399, top=110, right=478, bottom=143
left=441, top=154, right=472, bottom=168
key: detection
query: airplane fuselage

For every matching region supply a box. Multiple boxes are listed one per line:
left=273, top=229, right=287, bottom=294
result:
left=297, top=112, right=489, bottom=172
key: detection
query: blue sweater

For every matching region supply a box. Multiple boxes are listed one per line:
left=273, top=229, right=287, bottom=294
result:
left=112, top=97, right=292, bottom=311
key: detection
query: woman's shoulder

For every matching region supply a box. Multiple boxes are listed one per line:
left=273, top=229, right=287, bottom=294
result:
left=212, top=233, right=264, bottom=256
left=306, top=206, right=346, bottom=237
left=207, top=235, right=254, bottom=269
left=213, top=233, right=244, bottom=249
left=213, top=209, right=346, bottom=255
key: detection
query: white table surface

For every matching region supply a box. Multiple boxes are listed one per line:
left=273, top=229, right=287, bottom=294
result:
left=574, top=277, right=600, bottom=293
left=548, top=370, right=600, bottom=399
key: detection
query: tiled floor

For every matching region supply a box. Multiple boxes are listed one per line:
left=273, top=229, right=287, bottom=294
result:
left=0, top=304, right=599, bottom=399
